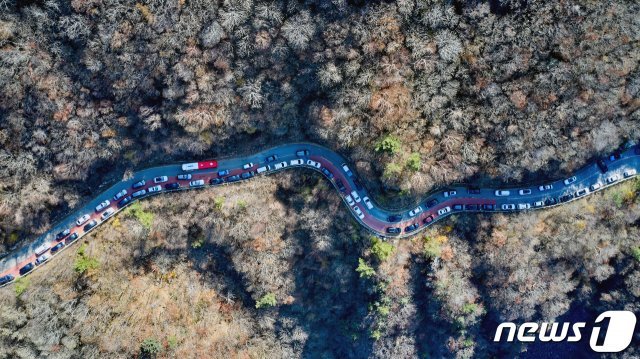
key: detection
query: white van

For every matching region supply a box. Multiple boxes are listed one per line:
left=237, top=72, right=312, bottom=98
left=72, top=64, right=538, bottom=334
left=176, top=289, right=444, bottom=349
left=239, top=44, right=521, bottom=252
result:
left=257, top=165, right=271, bottom=174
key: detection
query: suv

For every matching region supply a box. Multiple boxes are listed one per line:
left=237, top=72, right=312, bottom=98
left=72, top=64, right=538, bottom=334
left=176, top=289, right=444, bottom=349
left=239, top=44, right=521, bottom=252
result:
left=66, top=233, right=79, bottom=243
left=405, top=223, right=419, bottom=232
left=55, top=229, right=70, bottom=241
left=84, top=220, right=98, bottom=231
left=386, top=227, right=401, bottom=234
left=409, top=206, right=423, bottom=217
left=118, top=196, right=132, bottom=208
left=0, top=275, right=14, bottom=285
left=351, top=191, right=361, bottom=203
left=596, top=159, right=608, bottom=173
left=19, top=263, right=34, bottom=275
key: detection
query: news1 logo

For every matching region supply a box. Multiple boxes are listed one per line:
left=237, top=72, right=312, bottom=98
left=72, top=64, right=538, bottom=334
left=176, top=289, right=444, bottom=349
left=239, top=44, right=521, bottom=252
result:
left=493, top=311, right=637, bottom=353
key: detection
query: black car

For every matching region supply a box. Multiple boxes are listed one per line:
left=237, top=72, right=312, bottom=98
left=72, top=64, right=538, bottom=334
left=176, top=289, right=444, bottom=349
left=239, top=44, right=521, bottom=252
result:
left=210, top=178, right=224, bottom=185
left=132, top=180, right=145, bottom=189
left=0, top=274, right=14, bottom=285
left=226, top=175, right=241, bottom=182
left=118, top=196, right=132, bottom=208
left=51, top=242, right=65, bottom=254
left=468, top=188, right=481, bottom=194
left=545, top=198, right=558, bottom=206
left=465, top=204, right=479, bottom=211
left=353, top=179, right=364, bottom=191
left=426, top=199, right=439, bottom=208
left=405, top=223, right=419, bottom=232
left=423, top=215, right=434, bottom=224
left=165, top=182, right=180, bottom=190
left=387, top=214, right=402, bottom=222
left=482, top=204, right=495, bottom=211
left=559, top=194, right=574, bottom=203
left=19, top=263, right=34, bottom=275
left=55, top=229, right=70, bottom=241
left=296, top=150, right=310, bottom=157
left=177, top=174, right=192, bottom=180
left=453, top=204, right=463, bottom=211
left=321, top=167, right=334, bottom=179
left=266, top=155, right=278, bottom=162
left=241, top=171, right=254, bottom=179
left=596, top=159, right=608, bottom=173
left=66, top=233, right=79, bottom=244
left=84, top=220, right=98, bottom=232
left=336, top=179, right=346, bottom=192
left=386, top=227, right=401, bottom=234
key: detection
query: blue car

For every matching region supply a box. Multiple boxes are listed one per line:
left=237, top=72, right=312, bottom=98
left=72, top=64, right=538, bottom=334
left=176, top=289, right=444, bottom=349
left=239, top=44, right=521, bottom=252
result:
left=132, top=180, right=145, bottom=189
left=165, top=183, right=180, bottom=190
left=51, top=242, right=65, bottom=254
left=66, top=233, right=79, bottom=244
left=321, top=167, right=334, bottom=179
left=55, top=229, right=70, bottom=241
left=405, top=223, right=419, bottom=232
left=118, top=196, right=132, bottom=208
left=218, top=169, right=230, bottom=176
left=241, top=171, right=254, bottom=179
left=0, top=275, right=14, bottom=285
left=226, top=175, right=241, bottom=182
left=19, top=263, right=34, bottom=275
left=210, top=178, right=224, bottom=185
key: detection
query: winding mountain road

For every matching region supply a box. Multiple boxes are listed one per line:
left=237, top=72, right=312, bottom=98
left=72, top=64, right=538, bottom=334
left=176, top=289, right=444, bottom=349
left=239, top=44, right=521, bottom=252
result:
left=1, top=141, right=639, bottom=287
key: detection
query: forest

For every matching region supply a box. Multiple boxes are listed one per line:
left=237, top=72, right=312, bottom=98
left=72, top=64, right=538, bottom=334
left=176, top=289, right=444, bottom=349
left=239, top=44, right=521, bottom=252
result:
left=0, top=0, right=639, bottom=357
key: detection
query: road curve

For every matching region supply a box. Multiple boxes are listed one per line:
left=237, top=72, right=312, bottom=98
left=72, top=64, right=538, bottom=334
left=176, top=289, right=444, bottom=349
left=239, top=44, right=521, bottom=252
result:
left=1, top=141, right=639, bottom=287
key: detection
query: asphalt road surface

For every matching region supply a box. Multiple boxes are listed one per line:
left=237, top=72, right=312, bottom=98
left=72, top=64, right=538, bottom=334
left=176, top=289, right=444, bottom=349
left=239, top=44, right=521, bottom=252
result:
left=1, top=142, right=639, bottom=287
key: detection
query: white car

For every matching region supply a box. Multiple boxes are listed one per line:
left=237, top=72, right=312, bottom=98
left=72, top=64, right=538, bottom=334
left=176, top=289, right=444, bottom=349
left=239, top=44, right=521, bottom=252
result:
left=290, top=159, right=304, bottom=166
left=101, top=208, right=115, bottom=220
left=147, top=185, right=162, bottom=193
left=274, top=161, right=288, bottom=170
left=533, top=201, right=544, bottom=207
left=624, top=169, right=637, bottom=178
left=517, top=203, right=531, bottom=210
left=306, top=159, right=321, bottom=168
left=518, top=189, right=532, bottom=195
left=243, top=163, right=254, bottom=169
left=257, top=165, right=271, bottom=174
left=189, top=180, right=205, bottom=187
left=353, top=206, right=365, bottom=219
left=501, top=204, right=516, bottom=210
left=363, top=196, right=374, bottom=210
left=590, top=183, right=602, bottom=191
left=575, top=188, right=589, bottom=197
left=351, top=191, right=361, bottom=203
left=154, top=176, right=168, bottom=183
left=409, top=206, right=423, bottom=217
left=35, top=253, right=50, bottom=265
left=443, top=191, right=456, bottom=197
left=606, top=174, right=620, bottom=184
left=76, top=214, right=91, bottom=226
left=113, top=189, right=128, bottom=201
left=132, top=189, right=147, bottom=198
left=495, top=190, right=510, bottom=196
left=539, top=184, right=553, bottom=191
left=35, top=243, right=50, bottom=256
left=345, top=195, right=355, bottom=206
left=95, top=200, right=110, bottom=212
left=437, top=207, right=451, bottom=215
left=564, top=176, right=577, bottom=185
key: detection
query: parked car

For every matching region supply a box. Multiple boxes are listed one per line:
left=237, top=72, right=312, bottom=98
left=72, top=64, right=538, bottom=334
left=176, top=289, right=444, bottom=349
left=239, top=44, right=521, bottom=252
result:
left=290, top=159, right=304, bottom=166
left=468, top=188, right=481, bottom=194
left=306, top=160, right=321, bottom=169
left=596, top=159, right=608, bottom=173
left=453, top=204, right=463, bottom=211
left=345, top=195, right=355, bottom=206
left=101, top=208, right=115, bottom=220
left=55, top=229, right=70, bottom=241
left=351, top=191, right=361, bottom=203
left=147, top=185, right=162, bottom=193
left=177, top=174, right=192, bottom=180
left=274, top=161, right=288, bottom=170
left=624, top=169, right=637, bottom=178
left=363, top=196, right=374, bottom=210
left=610, top=152, right=621, bottom=161
left=437, top=207, right=451, bottom=215
left=502, top=204, right=516, bottom=210
left=590, top=183, right=602, bottom=191
left=165, top=182, right=180, bottom=190
left=423, top=215, right=434, bottom=224
left=35, top=243, right=50, bottom=256
left=482, top=204, right=495, bottom=211
left=443, top=190, right=456, bottom=197
left=387, top=214, right=402, bottom=222
left=575, top=188, right=589, bottom=197
left=210, top=178, right=224, bottom=185
left=495, top=190, right=510, bottom=196
left=386, top=227, right=401, bottom=234
left=296, top=149, right=310, bottom=157
left=341, top=164, right=353, bottom=177
left=84, top=219, right=98, bottom=231
left=0, top=275, right=14, bottom=285
left=132, top=189, right=147, bottom=198
left=35, top=253, right=50, bottom=265
left=95, top=200, right=110, bottom=212
left=51, top=242, right=65, bottom=254
left=243, top=163, right=254, bottom=169
left=217, top=169, right=230, bottom=176
left=321, top=167, right=334, bottom=179
left=564, top=176, right=577, bottom=185
left=426, top=199, right=439, bottom=208
left=545, top=198, right=558, bottom=206
left=559, top=194, right=574, bottom=203
left=335, top=180, right=346, bottom=192
left=539, top=184, right=553, bottom=191
left=132, top=180, right=146, bottom=189
left=76, top=214, right=91, bottom=226
left=533, top=201, right=544, bottom=207
left=409, top=206, right=423, bottom=217
left=226, top=175, right=241, bottom=182
left=265, top=155, right=278, bottom=162
left=154, top=176, right=168, bottom=183
left=257, top=165, right=272, bottom=173
left=66, top=233, right=79, bottom=243
left=113, top=189, right=128, bottom=201
left=118, top=196, right=132, bottom=208
left=190, top=179, right=205, bottom=187
left=606, top=174, right=620, bottom=184
left=519, top=189, right=532, bottom=195
left=405, top=223, right=419, bottom=232
left=465, top=204, right=479, bottom=211
left=518, top=203, right=531, bottom=210
left=353, top=206, right=365, bottom=219
left=19, top=263, right=34, bottom=275
left=241, top=171, right=254, bottom=179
